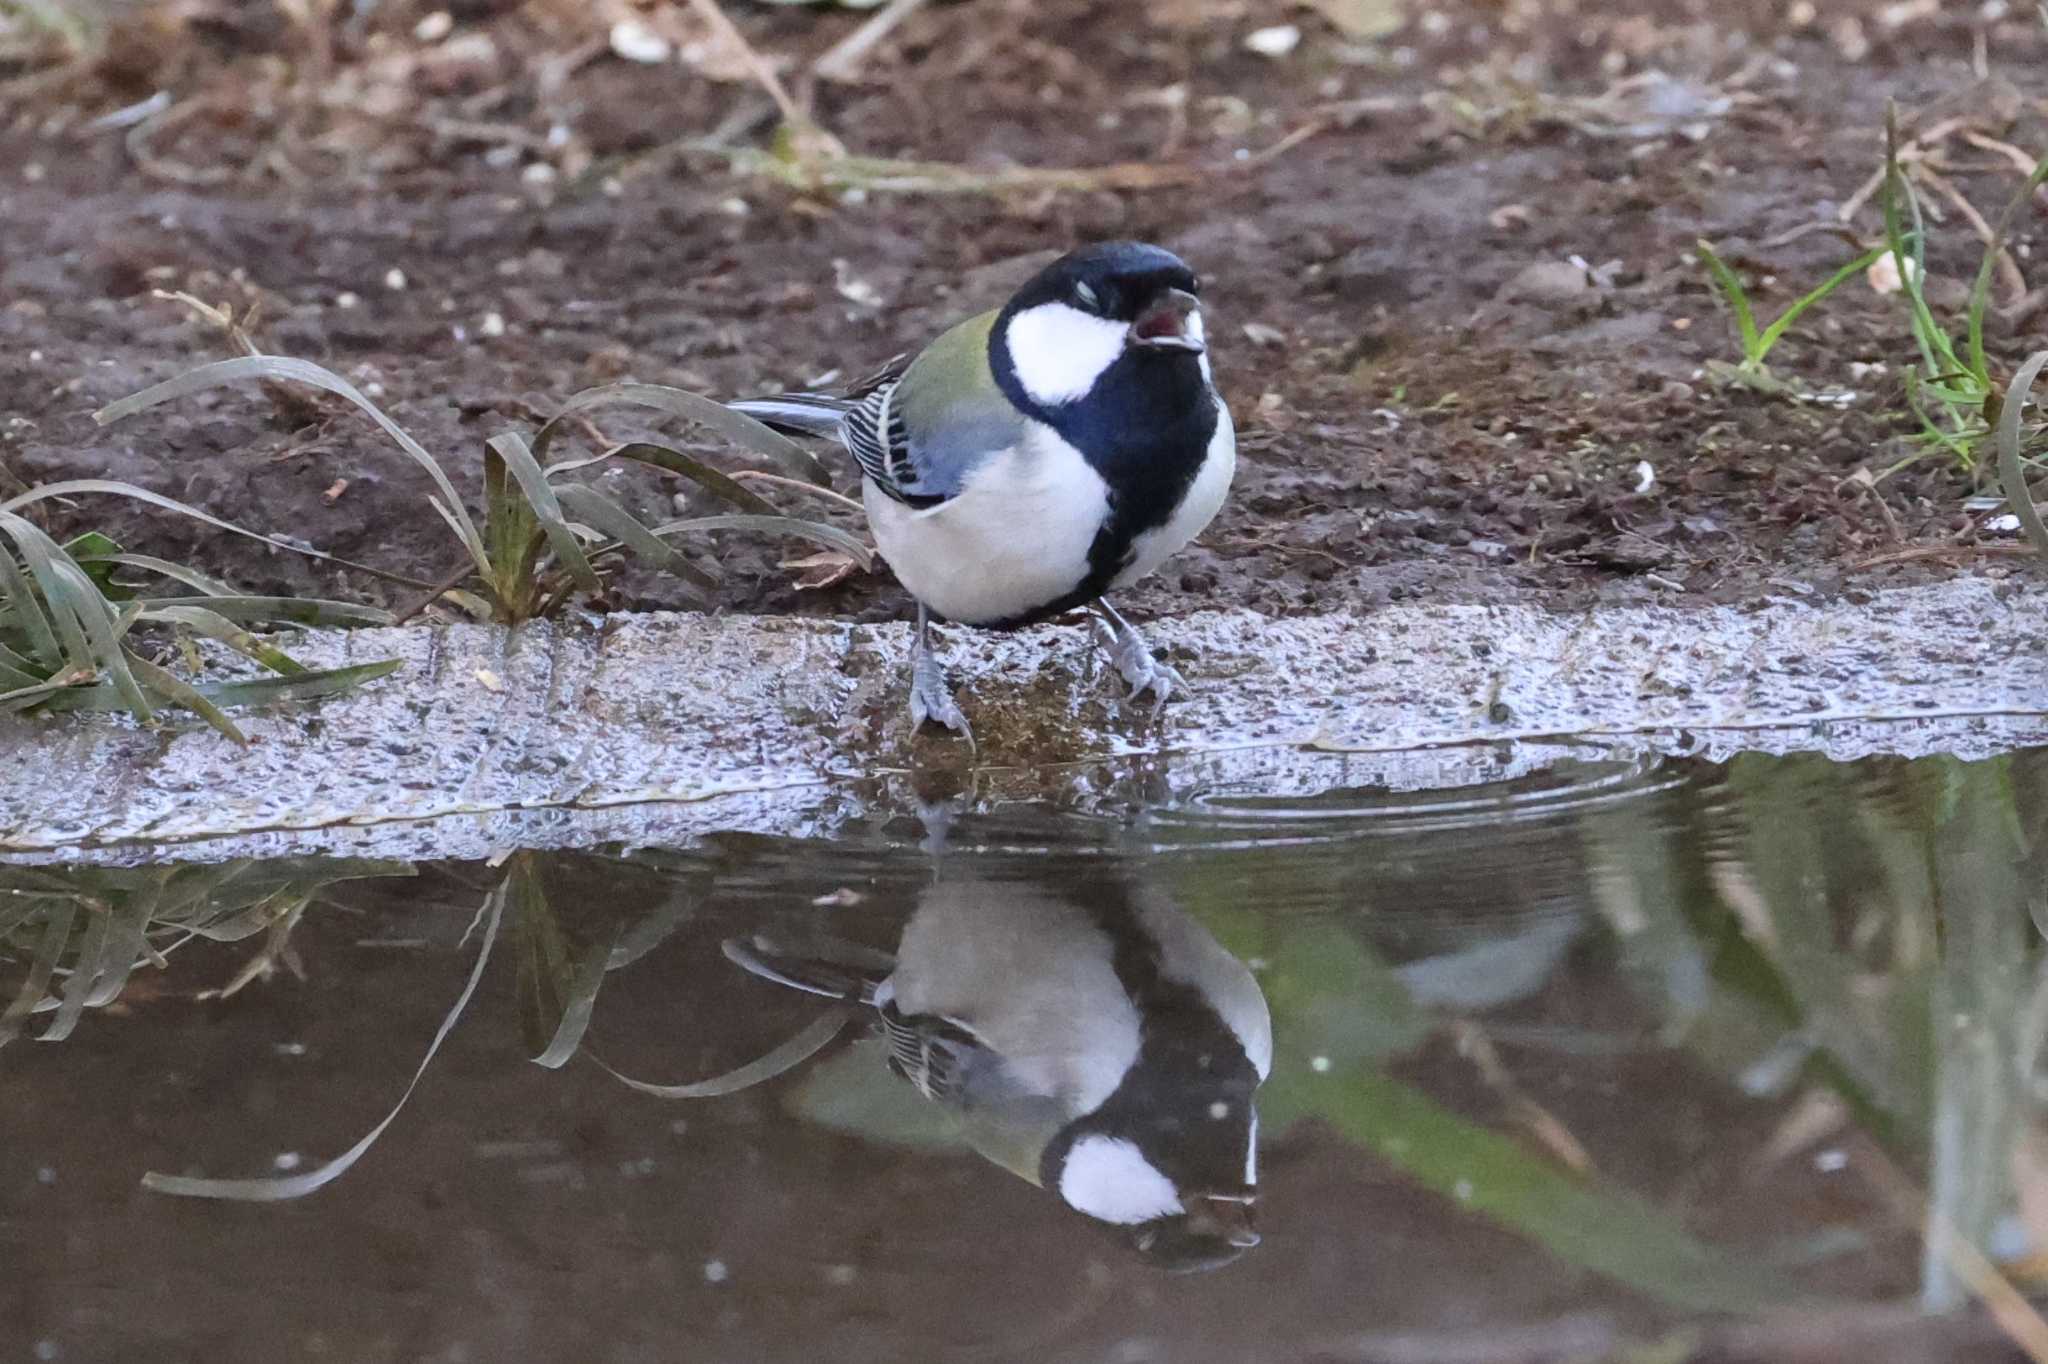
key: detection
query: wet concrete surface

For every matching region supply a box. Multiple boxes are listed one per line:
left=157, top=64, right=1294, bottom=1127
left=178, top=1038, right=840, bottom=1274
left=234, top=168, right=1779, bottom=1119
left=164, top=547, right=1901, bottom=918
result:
left=4, top=580, right=2047, bottom=862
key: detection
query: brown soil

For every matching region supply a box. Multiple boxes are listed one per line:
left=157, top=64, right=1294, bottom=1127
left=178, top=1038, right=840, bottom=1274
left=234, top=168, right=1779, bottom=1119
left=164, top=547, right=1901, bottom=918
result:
left=2, top=0, right=2045, bottom=629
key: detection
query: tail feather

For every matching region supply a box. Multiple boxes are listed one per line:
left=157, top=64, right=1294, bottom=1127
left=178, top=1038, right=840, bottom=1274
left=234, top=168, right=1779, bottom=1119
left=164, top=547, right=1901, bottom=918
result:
left=728, top=394, right=854, bottom=440
left=722, top=933, right=894, bottom=1005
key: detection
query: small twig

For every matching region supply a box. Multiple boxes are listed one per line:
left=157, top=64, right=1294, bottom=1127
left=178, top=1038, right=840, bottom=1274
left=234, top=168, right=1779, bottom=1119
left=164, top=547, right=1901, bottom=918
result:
left=814, top=0, right=930, bottom=83
left=1762, top=220, right=1871, bottom=251
left=1201, top=534, right=1349, bottom=569
left=685, top=0, right=815, bottom=139
left=730, top=470, right=863, bottom=512
left=126, top=97, right=236, bottom=186
left=392, top=558, right=483, bottom=626
left=1845, top=542, right=2037, bottom=571
left=1849, top=1133, right=2048, bottom=1364
left=1450, top=1020, right=1596, bottom=1175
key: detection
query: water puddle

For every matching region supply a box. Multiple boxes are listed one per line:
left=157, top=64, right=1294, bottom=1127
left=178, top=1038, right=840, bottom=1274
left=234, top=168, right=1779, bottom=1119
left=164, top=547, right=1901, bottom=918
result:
left=7, top=745, right=2048, bottom=1362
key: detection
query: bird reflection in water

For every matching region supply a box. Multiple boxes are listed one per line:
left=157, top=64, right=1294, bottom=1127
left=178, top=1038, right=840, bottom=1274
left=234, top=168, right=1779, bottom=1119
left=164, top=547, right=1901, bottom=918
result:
left=725, top=871, right=1272, bottom=1272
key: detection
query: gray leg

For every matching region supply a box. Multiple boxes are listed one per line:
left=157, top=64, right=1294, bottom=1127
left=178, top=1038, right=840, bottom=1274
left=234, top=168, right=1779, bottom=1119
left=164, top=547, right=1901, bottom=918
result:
left=908, top=604, right=973, bottom=742
left=1091, top=599, right=1187, bottom=715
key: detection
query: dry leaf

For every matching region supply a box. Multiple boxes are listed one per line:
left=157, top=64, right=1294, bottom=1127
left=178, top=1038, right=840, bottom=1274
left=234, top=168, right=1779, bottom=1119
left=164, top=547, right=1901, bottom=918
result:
left=1301, top=0, right=1404, bottom=41
left=782, top=550, right=863, bottom=591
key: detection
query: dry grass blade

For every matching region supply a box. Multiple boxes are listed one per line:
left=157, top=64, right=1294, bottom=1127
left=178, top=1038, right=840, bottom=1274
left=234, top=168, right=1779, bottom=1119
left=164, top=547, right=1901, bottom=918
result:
left=652, top=513, right=873, bottom=568
left=142, top=873, right=506, bottom=1201
left=94, top=356, right=493, bottom=581
left=535, top=384, right=830, bottom=486
left=1997, top=351, right=2048, bottom=557
left=590, top=1010, right=849, bottom=1098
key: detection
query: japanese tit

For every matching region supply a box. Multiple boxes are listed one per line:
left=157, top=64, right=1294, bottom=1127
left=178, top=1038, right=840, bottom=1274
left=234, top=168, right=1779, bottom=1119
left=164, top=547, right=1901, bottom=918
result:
left=731, top=242, right=1235, bottom=741
left=724, top=871, right=1271, bottom=1272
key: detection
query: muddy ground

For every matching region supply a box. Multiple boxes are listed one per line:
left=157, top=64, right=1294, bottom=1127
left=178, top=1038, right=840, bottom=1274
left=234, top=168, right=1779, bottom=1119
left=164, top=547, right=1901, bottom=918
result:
left=1, top=0, right=2045, bottom=629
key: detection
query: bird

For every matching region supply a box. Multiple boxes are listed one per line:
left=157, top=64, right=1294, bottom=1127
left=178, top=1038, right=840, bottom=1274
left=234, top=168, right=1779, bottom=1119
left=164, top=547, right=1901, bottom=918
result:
left=729, top=241, right=1235, bottom=741
left=723, top=872, right=1272, bottom=1272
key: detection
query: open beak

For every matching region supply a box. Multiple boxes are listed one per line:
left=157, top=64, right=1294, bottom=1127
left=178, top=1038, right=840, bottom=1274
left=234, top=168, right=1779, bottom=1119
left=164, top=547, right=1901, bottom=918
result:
left=1184, top=1191, right=1260, bottom=1248
left=1130, top=288, right=1205, bottom=354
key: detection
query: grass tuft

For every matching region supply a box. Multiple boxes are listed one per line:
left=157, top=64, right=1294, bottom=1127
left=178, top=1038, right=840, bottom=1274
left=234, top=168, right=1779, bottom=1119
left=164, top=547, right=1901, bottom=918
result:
left=0, top=515, right=398, bottom=740
left=95, top=358, right=871, bottom=625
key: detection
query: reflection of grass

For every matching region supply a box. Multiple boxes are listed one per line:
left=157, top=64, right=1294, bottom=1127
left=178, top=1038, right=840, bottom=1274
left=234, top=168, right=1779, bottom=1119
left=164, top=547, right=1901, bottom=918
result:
left=1282, top=1063, right=1795, bottom=1315
left=1214, top=896, right=1800, bottom=1313
left=0, top=858, right=412, bottom=1046
left=1632, top=750, right=2048, bottom=1324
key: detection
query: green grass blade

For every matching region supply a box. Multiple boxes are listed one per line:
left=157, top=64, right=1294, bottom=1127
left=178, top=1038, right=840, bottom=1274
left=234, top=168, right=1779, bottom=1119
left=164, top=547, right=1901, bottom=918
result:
left=38, top=658, right=402, bottom=716
left=125, top=650, right=246, bottom=742
left=144, top=605, right=307, bottom=675
left=1, top=900, right=74, bottom=1048
left=0, top=654, right=45, bottom=692
left=138, top=596, right=395, bottom=628
left=588, top=1009, right=849, bottom=1098
left=142, top=874, right=506, bottom=1201
left=552, top=484, right=716, bottom=593
left=1997, top=350, right=2048, bottom=558
left=1967, top=156, right=2048, bottom=385
left=85, top=882, right=161, bottom=1008
left=531, top=931, right=616, bottom=1070
left=74, top=552, right=238, bottom=597
left=0, top=518, right=91, bottom=672
left=0, top=544, right=63, bottom=671
left=1, top=512, right=152, bottom=721
left=41, top=903, right=113, bottom=1042
left=1695, top=240, right=1762, bottom=364
left=1282, top=1064, right=1799, bottom=1314
left=486, top=432, right=603, bottom=595
left=650, top=514, right=874, bottom=569
left=534, top=383, right=832, bottom=486
left=0, top=675, right=87, bottom=712
left=1753, top=246, right=1888, bottom=358
left=0, top=479, right=441, bottom=592
left=91, top=356, right=493, bottom=581
left=595, top=442, right=781, bottom=515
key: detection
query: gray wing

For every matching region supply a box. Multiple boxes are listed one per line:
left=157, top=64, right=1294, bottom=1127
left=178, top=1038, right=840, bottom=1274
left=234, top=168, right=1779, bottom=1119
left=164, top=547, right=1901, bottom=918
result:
left=844, top=379, right=1026, bottom=511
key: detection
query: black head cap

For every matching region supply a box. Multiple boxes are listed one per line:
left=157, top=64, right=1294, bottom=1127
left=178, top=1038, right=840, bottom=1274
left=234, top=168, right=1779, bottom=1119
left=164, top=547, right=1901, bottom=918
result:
left=1006, top=241, right=1200, bottom=323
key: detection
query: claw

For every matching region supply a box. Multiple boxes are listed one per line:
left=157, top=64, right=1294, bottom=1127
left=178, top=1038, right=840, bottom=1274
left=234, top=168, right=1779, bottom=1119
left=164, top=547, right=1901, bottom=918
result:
left=1093, top=604, right=1188, bottom=716
left=909, top=627, right=974, bottom=746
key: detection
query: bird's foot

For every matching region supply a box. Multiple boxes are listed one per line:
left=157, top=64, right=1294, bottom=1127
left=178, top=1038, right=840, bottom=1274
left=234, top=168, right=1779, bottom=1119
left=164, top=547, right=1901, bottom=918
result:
left=908, top=646, right=975, bottom=745
left=1093, top=617, right=1187, bottom=716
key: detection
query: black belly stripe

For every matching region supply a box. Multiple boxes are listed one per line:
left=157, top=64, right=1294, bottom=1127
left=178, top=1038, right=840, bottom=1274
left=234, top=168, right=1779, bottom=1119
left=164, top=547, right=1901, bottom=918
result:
left=972, top=348, right=1219, bottom=631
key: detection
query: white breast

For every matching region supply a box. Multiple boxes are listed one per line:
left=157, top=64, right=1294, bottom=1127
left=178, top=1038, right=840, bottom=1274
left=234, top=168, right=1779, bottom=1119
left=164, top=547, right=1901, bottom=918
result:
left=866, top=422, right=1108, bottom=627
left=1114, top=394, right=1236, bottom=590
left=889, top=881, right=1141, bottom=1118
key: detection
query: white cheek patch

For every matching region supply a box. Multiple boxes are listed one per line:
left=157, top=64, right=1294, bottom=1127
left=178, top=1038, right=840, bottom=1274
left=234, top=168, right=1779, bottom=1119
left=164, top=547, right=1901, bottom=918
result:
left=1058, top=1135, right=1184, bottom=1225
left=1245, top=1108, right=1259, bottom=1187
left=1004, top=302, right=1128, bottom=406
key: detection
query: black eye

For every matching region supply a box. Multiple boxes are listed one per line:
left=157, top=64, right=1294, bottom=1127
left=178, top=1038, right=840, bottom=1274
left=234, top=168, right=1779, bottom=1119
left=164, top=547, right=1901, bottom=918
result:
left=1074, top=282, right=1101, bottom=310
left=1188, top=276, right=1201, bottom=295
